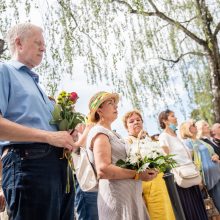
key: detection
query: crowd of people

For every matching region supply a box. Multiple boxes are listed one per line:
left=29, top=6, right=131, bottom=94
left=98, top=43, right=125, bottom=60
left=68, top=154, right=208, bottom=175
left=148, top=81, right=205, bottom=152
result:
left=0, top=22, right=220, bottom=220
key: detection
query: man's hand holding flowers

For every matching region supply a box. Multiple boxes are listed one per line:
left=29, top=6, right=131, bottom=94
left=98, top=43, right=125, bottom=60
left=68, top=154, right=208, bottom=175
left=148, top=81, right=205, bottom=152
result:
left=50, top=90, right=86, bottom=192
left=50, top=90, right=94, bottom=152
left=46, top=130, right=78, bottom=151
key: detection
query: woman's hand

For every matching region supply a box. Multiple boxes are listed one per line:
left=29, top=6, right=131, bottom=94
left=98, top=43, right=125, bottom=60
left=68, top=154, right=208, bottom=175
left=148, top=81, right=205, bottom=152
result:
left=75, top=123, right=86, bottom=135
left=211, top=154, right=219, bottom=162
left=162, top=146, right=170, bottom=155
left=198, top=182, right=204, bottom=190
left=74, top=123, right=95, bottom=148
left=139, top=169, right=158, bottom=181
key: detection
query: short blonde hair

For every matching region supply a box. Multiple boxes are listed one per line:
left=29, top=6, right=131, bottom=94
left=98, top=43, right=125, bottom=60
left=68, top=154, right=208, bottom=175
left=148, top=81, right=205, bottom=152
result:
left=122, top=110, right=143, bottom=130
left=195, top=120, right=208, bottom=139
left=179, top=120, right=194, bottom=139
left=7, top=23, right=43, bottom=55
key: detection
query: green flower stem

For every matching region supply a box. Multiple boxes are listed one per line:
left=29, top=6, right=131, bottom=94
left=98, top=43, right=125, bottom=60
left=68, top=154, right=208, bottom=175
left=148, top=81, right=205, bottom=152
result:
left=66, top=165, right=70, bottom=193
left=64, top=151, right=75, bottom=194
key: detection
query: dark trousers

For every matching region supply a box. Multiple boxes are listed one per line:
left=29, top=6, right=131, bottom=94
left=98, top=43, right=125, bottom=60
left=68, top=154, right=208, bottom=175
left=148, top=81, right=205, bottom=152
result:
left=176, top=184, right=208, bottom=220
left=1, top=144, right=75, bottom=220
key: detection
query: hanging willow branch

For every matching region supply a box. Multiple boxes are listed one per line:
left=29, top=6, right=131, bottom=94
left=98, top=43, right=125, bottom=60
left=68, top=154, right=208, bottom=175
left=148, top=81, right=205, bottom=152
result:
left=1, top=0, right=219, bottom=123
left=57, top=0, right=107, bottom=57
left=57, top=0, right=78, bottom=30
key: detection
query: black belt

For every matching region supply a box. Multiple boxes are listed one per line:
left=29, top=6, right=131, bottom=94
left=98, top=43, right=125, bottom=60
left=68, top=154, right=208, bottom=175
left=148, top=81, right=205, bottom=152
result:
left=2, top=143, right=63, bottom=159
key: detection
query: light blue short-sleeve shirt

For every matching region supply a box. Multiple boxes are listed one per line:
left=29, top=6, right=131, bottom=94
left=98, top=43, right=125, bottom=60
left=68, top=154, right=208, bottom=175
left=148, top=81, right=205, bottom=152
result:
left=0, top=60, right=57, bottom=145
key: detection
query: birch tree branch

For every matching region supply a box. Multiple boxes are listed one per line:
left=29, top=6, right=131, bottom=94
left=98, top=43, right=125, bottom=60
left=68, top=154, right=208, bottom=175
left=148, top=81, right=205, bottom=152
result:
left=113, top=0, right=207, bottom=47
left=159, top=51, right=207, bottom=67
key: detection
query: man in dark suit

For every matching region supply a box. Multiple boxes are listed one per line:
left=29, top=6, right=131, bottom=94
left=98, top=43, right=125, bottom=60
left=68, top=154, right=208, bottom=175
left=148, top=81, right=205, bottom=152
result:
left=201, top=122, right=220, bottom=157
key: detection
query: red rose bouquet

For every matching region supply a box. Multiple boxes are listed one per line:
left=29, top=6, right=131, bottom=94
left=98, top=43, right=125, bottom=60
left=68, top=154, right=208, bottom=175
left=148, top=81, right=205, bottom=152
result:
left=50, top=90, right=85, bottom=192
left=50, top=91, right=85, bottom=131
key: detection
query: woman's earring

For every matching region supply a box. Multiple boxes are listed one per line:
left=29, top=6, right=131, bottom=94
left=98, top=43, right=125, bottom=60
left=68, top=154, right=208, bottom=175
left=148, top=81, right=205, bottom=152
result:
left=100, top=115, right=104, bottom=122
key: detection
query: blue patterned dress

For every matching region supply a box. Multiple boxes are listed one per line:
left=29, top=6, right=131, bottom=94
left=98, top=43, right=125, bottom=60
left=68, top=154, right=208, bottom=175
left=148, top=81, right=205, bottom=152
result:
left=184, top=139, right=220, bottom=211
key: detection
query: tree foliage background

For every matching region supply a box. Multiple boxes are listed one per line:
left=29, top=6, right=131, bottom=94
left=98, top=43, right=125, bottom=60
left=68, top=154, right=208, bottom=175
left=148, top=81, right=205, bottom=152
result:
left=1, top=0, right=220, bottom=123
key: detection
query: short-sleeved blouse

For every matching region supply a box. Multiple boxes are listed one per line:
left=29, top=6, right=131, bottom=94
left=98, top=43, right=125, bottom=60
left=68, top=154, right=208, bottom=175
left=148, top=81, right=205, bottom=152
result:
left=159, top=132, right=192, bottom=165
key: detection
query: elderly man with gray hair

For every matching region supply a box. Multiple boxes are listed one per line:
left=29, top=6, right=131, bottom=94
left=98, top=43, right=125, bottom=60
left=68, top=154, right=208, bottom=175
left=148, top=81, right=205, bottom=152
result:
left=211, top=123, right=220, bottom=148
left=0, top=23, right=77, bottom=220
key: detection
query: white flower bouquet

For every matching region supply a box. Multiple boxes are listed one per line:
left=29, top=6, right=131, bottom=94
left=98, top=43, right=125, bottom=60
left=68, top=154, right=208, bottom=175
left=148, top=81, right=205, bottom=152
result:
left=116, top=132, right=177, bottom=173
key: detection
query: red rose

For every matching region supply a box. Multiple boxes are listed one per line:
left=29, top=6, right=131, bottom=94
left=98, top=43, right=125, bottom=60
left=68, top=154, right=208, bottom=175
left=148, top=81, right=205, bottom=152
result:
left=69, top=92, right=79, bottom=102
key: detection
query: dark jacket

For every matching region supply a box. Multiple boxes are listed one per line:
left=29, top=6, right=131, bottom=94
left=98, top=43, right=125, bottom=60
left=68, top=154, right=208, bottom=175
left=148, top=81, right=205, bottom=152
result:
left=201, top=138, right=220, bottom=157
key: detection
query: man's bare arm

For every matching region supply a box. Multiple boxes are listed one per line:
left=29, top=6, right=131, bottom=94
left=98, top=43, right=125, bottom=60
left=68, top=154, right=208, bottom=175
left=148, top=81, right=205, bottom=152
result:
left=0, top=115, right=76, bottom=150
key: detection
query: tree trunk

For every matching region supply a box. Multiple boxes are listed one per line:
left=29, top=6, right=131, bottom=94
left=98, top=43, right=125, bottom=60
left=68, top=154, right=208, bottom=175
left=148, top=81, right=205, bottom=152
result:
left=206, top=39, right=220, bottom=122
left=0, top=39, right=5, bottom=56
left=197, top=0, right=220, bottom=122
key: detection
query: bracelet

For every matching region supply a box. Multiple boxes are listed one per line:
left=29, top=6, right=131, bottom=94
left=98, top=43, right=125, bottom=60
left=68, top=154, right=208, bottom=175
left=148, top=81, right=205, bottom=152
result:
left=133, top=172, right=139, bottom=180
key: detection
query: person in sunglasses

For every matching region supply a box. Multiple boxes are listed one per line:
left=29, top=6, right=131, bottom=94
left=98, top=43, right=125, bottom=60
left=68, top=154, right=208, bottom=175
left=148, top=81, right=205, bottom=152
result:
left=180, top=120, right=220, bottom=217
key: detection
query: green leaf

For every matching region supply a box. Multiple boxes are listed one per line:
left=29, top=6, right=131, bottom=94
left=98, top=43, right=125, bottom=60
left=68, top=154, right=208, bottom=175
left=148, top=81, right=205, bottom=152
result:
left=116, top=159, right=126, bottom=166
left=49, top=119, right=60, bottom=125
left=58, top=119, right=69, bottom=131
left=68, top=112, right=86, bottom=129
left=52, top=104, right=62, bottom=121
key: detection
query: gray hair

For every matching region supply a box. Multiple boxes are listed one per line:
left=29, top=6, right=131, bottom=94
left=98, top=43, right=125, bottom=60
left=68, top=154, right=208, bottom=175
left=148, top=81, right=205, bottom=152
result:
left=7, top=23, right=43, bottom=55
left=195, top=120, right=208, bottom=139
left=211, top=123, right=220, bottom=136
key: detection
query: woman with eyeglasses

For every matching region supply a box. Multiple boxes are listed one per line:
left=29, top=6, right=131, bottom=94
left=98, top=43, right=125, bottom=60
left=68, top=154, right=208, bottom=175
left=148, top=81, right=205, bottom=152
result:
left=158, top=110, right=208, bottom=220
left=180, top=120, right=220, bottom=218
